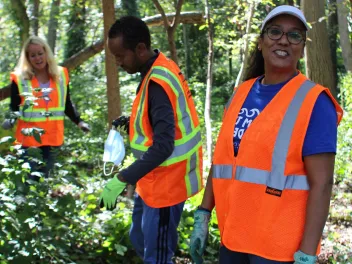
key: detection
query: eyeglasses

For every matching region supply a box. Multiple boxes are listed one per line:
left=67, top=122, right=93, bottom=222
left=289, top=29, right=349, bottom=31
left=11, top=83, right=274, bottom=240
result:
left=264, top=27, right=305, bottom=45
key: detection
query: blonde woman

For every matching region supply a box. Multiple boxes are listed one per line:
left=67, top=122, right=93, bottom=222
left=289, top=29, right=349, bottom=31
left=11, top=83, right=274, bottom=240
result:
left=5, top=36, right=90, bottom=179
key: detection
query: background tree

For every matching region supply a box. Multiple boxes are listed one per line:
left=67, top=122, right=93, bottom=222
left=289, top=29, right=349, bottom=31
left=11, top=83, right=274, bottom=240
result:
left=204, top=0, right=214, bottom=163
left=302, top=0, right=337, bottom=97
left=337, top=0, right=352, bottom=73
left=152, top=0, right=184, bottom=64
left=47, top=0, right=60, bottom=51
left=328, top=0, right=339, bottom=90
left=31, top=0, right=40, bottom=35
left=64, top=0, right=86, bottom=59
left=10, top=0, right=29, bottom=45
left=102, top=0, right=121, bottom=125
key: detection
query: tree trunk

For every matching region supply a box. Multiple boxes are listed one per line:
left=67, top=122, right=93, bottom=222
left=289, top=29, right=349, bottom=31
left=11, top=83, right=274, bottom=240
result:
left=122, top=0, right=139, bottom=17
left=65, top=0, right=86, bottom=60
left=152, top=0, right=184, bottom=64
left=47, top=0, right=61, bottom=52
left=287, top=0, right=294, bottom=5
left=102, top=0, right=121, bottom=126
left=328, top=0, right=338, bottom=90
left=337, top=0, right=352, bottom=72
left=204, top=0, right=214, bottom=164
left=10, top=0, right=30, bottom=45
left=32, top=0, right=40, bottom=35
left=302, top=0, right=337, bottom=97
left=235, top=2, right=256, bottom=87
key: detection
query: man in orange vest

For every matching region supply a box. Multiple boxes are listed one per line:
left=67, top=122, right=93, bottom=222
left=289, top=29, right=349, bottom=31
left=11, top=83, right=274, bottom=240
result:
left=99, top=16, right=203, bottom=263
left=190, top=5, right=343, bottom=264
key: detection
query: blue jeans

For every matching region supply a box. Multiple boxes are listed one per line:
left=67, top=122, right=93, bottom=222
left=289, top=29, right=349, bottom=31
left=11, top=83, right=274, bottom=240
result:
left=129, top=193, right=185, bottom=264
left=219, top=246, right=294, bottom=264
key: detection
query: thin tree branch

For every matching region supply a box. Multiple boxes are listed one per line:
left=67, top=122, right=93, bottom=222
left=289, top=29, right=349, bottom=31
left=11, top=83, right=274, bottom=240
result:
left=152, top=0, right=171, bottom=29
left=172, top=0, right=184, bottom=27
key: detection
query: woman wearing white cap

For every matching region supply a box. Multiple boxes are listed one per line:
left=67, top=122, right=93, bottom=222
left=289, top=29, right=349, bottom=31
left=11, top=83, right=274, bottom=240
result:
left=189, top=5, right=343, bottom=264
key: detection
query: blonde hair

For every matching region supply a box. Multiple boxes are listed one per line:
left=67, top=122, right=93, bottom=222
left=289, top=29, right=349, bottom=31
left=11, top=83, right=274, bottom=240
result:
left=15, top=36, right=60, bottom=83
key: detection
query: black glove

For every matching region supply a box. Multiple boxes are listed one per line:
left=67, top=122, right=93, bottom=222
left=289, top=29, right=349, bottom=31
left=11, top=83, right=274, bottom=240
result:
left=112, top=116, right=130, bottom=134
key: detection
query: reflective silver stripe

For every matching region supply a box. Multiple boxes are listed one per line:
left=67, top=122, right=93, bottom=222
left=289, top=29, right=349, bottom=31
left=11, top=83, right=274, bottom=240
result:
left=58, top=68, right=66, bottom=107
left=131, top=130, right=201, bottom=162
left=269, top=80, right=315, bottom=190
left=212, top=164, right=233, bottom=179
left=188, top=152, right=199, bottom=195
left=152, top=68, right=193, bottom=135
left=168, top=130, right=201, bottom=160
left=235, top=80, right=316, bottom=190
left=21, top=79, right=31, bottom=93
left=134, top=75, right=151, bottom=145
left=225, top=88, right=238, bottom=111
left=235, top=166, right=309, bottom=190
left=22, top=111, right=65, bottom=118
left=131, top=148, right=144, bottom=159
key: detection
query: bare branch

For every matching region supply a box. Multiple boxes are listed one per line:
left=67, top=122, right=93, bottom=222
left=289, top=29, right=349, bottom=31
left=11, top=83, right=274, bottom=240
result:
left=144, top=11, right=204, bottom=27
left=152, top=0, right=170, bottom=29
left=61, top=40, right=104, bottom=71
left=172, top=0, right=184, bottom=27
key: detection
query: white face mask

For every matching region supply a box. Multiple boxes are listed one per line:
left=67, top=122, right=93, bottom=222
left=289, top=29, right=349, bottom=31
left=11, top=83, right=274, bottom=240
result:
left=103, top=129, right=125, bottom=176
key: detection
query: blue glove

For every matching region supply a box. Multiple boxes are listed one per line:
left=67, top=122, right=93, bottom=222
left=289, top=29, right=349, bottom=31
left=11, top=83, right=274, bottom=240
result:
left=294, top=250, right=317, bottom=264
left=1, top=119, right=16, bottom=130
left=190, top=209, right=211, bottom=264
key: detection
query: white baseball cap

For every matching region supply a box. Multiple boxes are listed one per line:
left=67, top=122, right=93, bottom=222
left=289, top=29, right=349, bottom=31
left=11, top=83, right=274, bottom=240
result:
left=260, top=5, right=309, bottom=32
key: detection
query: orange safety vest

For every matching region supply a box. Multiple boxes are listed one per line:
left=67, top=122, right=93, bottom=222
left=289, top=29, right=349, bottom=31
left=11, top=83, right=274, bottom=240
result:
left=129, top=52, right=203, bottom=208
left=212, top=73, right=343, bottom=261
left=11, top=67, right=69, bottom=147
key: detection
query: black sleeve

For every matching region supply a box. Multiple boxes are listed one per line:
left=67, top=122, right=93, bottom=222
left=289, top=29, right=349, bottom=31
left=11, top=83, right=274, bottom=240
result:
left=10, top=81, right=21, bottom=112
left=64, top=83, right=82, bottom=125
left=119, top=81, right=175, bottom=185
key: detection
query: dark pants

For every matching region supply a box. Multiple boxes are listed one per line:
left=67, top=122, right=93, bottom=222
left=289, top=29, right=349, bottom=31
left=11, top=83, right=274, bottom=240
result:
left=23, top=146, right=59, bottom=180
left=129, top=193, right=185, bottom=264
left=219, top=246, right=294, bottom=264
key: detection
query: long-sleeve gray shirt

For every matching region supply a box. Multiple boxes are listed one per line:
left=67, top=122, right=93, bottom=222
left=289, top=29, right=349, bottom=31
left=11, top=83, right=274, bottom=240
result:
left=119, top=51, right=176, bottom=185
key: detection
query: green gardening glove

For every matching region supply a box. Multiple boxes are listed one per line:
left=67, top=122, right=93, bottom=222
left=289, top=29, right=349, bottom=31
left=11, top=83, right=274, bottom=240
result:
left=99, top=175, right=127, bottom=210
left=190, top=209, right=211, bottom=264
left=294, top=250, right=317, bottom=264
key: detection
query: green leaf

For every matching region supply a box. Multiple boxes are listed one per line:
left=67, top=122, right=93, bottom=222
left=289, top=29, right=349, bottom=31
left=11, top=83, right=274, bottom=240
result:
left=33, top=131, right=42, bottom=144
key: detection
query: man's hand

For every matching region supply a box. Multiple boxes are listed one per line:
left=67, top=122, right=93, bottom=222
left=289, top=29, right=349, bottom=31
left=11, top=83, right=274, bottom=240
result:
left=190, top=209, right=211, bottom=264
left=78, top=121, right=90, bottom=133
left=112, top=116, right=130, bottom=134
left=99, top=175, right=127, bottom=210
left=294, top=250, right=317, bottom=264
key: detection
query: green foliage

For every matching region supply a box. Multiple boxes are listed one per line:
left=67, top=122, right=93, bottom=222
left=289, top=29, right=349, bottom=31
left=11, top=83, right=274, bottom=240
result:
left=1, top=0, right=352, bottom=263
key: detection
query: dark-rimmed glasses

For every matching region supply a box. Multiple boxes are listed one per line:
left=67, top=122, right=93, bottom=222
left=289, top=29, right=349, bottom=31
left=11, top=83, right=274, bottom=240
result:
left=263, top=26, right=305, bottom=45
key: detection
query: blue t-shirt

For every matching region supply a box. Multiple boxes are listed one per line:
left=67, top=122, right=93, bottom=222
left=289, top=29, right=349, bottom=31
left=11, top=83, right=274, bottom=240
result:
left=233, top=76, right=338, bottom=156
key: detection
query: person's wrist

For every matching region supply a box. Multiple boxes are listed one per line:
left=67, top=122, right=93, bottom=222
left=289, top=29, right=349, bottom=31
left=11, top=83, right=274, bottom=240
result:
left=116, top=174, right=127, bottom=183
left=198, top=206, right=211, bottom=213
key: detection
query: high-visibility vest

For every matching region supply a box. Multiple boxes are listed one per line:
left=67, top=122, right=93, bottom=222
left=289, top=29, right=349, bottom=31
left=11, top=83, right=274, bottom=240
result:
left=11, top=67, right=69, bottom=147
left=212, top=73, right=343, bottom=261
left=130, top=52, right=203, bottom=208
